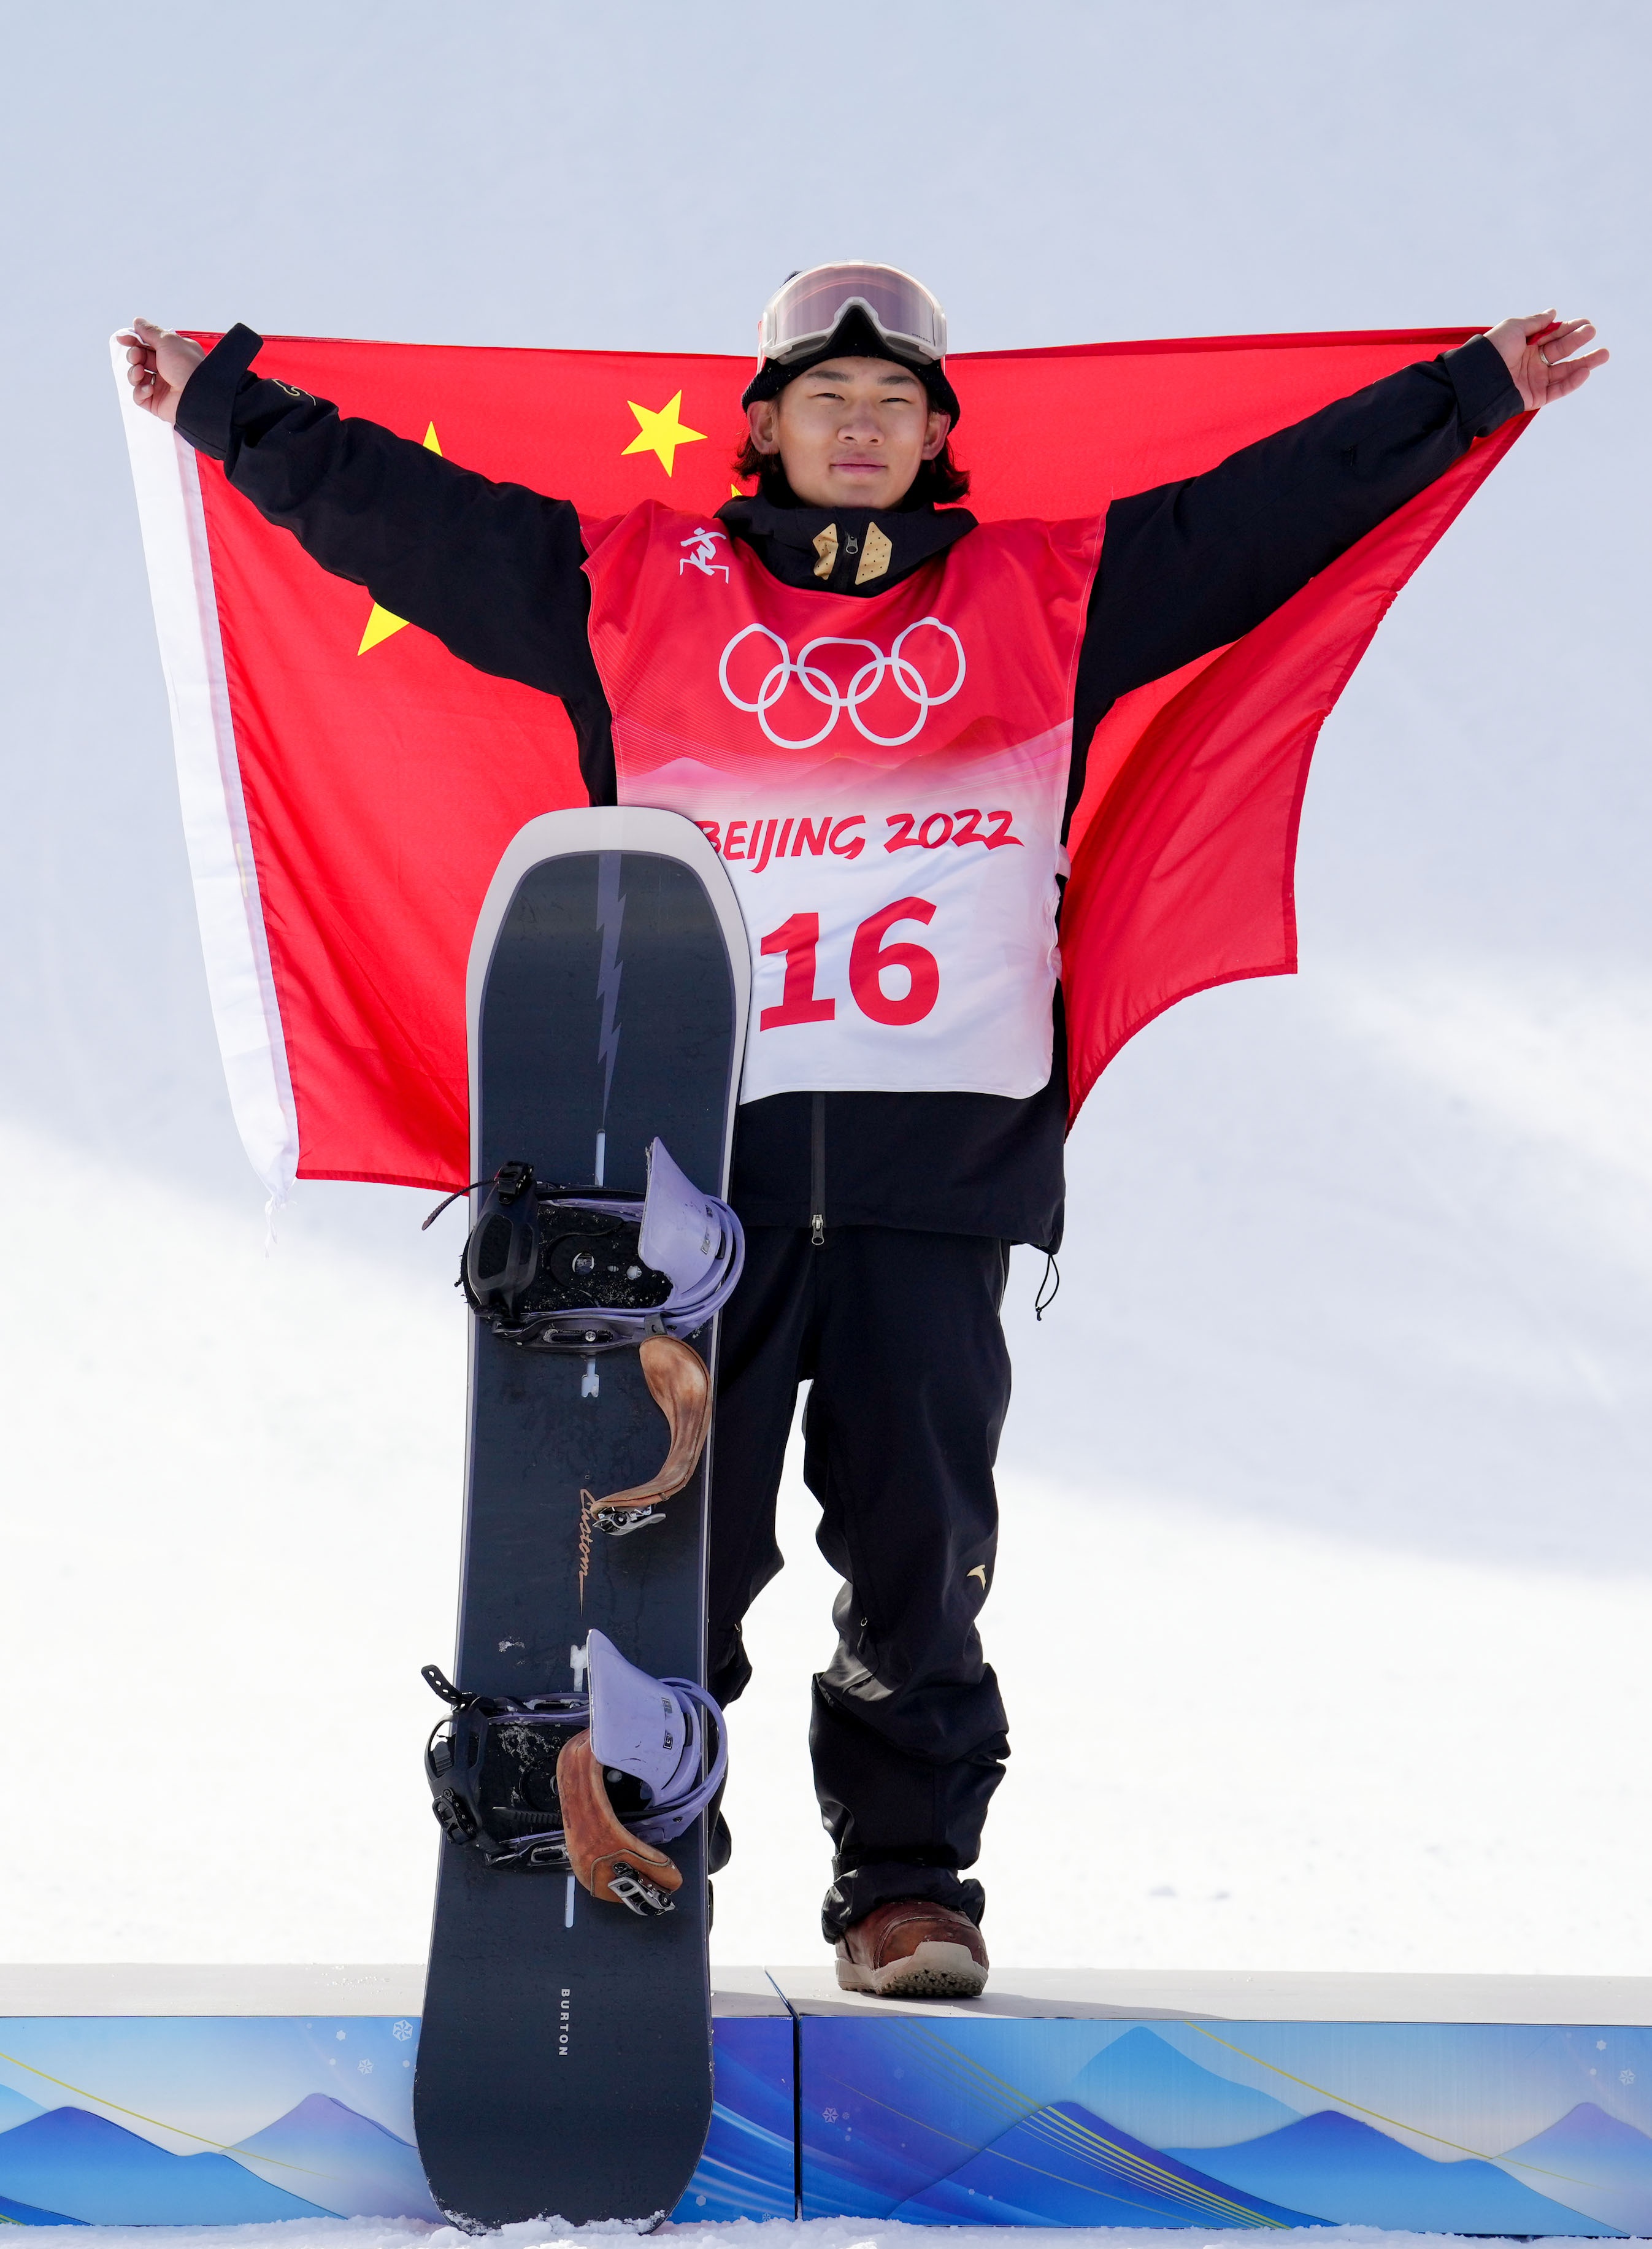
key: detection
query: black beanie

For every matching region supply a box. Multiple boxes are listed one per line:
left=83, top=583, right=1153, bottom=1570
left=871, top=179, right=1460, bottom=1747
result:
left=740, top=305, right=962, bottom=424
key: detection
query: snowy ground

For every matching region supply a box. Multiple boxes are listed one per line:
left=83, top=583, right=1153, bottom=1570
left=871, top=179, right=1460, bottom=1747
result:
left=0, top=2220, right=1626, bottom=2249
left=4, top=948, right=1652, bottom=1976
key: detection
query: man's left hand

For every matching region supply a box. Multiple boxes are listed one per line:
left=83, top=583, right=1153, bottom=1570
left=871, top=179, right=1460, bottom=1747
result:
left=1485, top=310, right=1608, bottom=411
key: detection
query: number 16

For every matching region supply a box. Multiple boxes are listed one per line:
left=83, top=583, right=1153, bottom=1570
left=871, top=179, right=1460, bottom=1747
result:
left=759, top=899, right=939, bottom=1031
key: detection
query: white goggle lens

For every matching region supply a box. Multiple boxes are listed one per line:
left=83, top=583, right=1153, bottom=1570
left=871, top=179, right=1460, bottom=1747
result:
left=760, top=263, right=947, bottom=368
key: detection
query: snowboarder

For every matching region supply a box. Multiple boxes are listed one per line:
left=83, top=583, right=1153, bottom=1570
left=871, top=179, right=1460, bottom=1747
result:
left=122, top=267, right=1605, bottom=1999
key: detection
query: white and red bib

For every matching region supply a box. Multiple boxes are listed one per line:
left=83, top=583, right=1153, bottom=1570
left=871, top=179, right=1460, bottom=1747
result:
left=583, top=502, right=1101, bottom=1104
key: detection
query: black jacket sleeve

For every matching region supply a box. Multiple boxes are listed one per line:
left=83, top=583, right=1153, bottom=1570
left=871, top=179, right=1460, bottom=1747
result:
left=174, top=325, right=609, bottom=726
left=1067, top=335, right=1523, bottom=814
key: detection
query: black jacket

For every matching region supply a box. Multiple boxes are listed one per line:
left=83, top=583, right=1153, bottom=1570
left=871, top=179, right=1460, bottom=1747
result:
left=176, top=326, right=1521, bottom=1250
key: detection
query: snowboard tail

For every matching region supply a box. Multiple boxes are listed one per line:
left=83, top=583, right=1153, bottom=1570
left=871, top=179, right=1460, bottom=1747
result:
left=413, top=811, right=750, bottom=2226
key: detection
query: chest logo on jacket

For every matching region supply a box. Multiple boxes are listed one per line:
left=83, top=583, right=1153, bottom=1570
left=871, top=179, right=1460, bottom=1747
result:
left=678, top=526, right=729, bottom=580
left=717, top=619, right=966, bottom=750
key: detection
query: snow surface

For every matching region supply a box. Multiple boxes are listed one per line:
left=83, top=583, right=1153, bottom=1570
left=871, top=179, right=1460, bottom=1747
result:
left=4, top=1017, right=1652, bottom=1973
left=0, top=2223, right=1625, bottom=2249
left=1, top=0, right=1649, bottom=1989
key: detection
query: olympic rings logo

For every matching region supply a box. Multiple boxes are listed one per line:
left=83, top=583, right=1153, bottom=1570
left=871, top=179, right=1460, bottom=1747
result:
left=718, top=620, right=966, bottom=750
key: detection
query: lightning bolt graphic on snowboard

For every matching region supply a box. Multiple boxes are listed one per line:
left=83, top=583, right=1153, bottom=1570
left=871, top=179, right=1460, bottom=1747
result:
left=594, top=853, right=625, bottom=1152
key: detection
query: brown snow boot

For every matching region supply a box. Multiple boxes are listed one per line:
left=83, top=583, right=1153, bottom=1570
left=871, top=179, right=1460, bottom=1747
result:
left=834, top=1898, right=989, bottom=1999
left=555, top=1729, right=683, bottom=1916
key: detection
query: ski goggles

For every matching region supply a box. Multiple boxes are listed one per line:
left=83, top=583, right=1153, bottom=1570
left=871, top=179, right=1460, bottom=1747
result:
left=757, top=262, right=948, bottom=371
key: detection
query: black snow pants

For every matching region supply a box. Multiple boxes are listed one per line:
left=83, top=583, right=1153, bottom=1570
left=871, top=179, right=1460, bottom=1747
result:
left=707, top=1224, right=1013, bottom=1940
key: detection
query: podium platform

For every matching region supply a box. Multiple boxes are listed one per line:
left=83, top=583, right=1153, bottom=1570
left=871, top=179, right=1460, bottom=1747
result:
left=1, top=1966, right=1649, bottom=2230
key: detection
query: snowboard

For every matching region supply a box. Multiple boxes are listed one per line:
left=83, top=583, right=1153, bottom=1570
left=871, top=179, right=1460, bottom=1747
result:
left=413, top=807, right=751, bottom=2226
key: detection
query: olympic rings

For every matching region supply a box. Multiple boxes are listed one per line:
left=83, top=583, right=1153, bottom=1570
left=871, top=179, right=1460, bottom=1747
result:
left=718, top=618, right=967, bottom=749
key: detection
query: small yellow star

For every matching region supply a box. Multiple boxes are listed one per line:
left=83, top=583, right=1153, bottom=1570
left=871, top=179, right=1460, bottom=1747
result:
left=359, top=423, right=442, bottom=653
left=622, top=391, right=706, bottom=477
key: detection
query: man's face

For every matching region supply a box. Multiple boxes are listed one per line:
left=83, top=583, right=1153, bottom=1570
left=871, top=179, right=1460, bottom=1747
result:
left=747, top=356, right=950, bottom=511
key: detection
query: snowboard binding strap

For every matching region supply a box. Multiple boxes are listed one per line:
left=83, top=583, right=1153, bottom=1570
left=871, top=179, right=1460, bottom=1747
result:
left=555, top=1731, right=682, bottom=1914
left=583, top=1334, right=712, bottom=1537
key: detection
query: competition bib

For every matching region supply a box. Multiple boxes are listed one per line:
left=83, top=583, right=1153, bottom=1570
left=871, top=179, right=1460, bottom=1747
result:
left=583, top=502, right=1101, bottom=1104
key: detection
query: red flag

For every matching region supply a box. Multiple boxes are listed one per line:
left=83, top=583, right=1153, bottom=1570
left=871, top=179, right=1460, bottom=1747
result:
left=115, top=327, right=1524, bottom=1201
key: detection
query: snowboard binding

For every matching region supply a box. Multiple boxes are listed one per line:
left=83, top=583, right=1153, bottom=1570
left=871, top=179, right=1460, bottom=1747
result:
left=422, top=1629, right=726, bottom=1918
left=432, top=1136, right=743, bottom=1355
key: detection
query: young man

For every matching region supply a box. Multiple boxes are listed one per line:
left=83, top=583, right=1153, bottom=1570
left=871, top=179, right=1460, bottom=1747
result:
left=123, top=268, right=1604, bottom=1999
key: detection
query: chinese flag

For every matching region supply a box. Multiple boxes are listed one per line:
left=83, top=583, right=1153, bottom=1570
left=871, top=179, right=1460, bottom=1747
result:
left=117, top=328, right=1524, bottom=1199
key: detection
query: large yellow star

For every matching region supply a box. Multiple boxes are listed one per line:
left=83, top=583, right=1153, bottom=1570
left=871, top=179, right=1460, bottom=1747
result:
left=622, top=391, right=705, bottom=477
left=359, top=424, right=442, bottom=653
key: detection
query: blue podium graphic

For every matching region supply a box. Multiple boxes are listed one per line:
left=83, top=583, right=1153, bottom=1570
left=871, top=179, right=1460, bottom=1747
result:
left=2, top=1973, right=1650, bottom=2229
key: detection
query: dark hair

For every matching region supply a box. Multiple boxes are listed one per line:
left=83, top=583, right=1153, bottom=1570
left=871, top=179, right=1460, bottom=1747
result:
left=731, top=431, right=971, bottom=508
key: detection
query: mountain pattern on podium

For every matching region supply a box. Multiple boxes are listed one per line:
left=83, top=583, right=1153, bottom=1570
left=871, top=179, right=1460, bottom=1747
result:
left=2, top=2007, right=1651, bottom=2227
left=802, top=2018, right=1652, bottom=2232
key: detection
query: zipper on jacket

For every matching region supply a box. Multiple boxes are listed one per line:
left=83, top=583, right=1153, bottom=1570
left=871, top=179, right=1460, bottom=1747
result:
left=810, top=1092, right=826, bottom=1246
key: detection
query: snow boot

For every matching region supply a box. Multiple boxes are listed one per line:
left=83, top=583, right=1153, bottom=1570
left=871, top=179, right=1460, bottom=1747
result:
left=834, top=1898, right=989, bottom=1999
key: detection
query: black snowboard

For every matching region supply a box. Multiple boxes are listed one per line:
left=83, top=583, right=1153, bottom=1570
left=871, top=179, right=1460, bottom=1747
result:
left=413, top=809, right=750, bottom=2226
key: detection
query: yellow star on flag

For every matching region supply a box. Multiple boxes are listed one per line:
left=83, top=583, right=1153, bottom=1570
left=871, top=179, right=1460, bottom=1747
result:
left=622, top=391, right=705, bottom=476
left=359, top=424, right=442, bottom=653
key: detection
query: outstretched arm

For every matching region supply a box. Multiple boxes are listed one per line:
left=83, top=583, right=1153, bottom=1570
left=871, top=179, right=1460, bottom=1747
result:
left=119, top=319, right=602, bottom=710
left=1077, top=312, right=1607, bottom=722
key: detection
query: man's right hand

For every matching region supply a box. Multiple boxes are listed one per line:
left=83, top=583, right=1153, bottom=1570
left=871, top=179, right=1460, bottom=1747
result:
left=118, top=318, right=204, bottom=426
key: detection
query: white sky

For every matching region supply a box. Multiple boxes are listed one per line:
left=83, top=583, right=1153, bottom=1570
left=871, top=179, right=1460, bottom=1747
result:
left=0, top=1, right=1647, bottom=1976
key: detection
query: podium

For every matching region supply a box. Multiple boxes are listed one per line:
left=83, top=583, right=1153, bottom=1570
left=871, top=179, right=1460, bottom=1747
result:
left=1, top=1965, right=1649, bottom=2230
